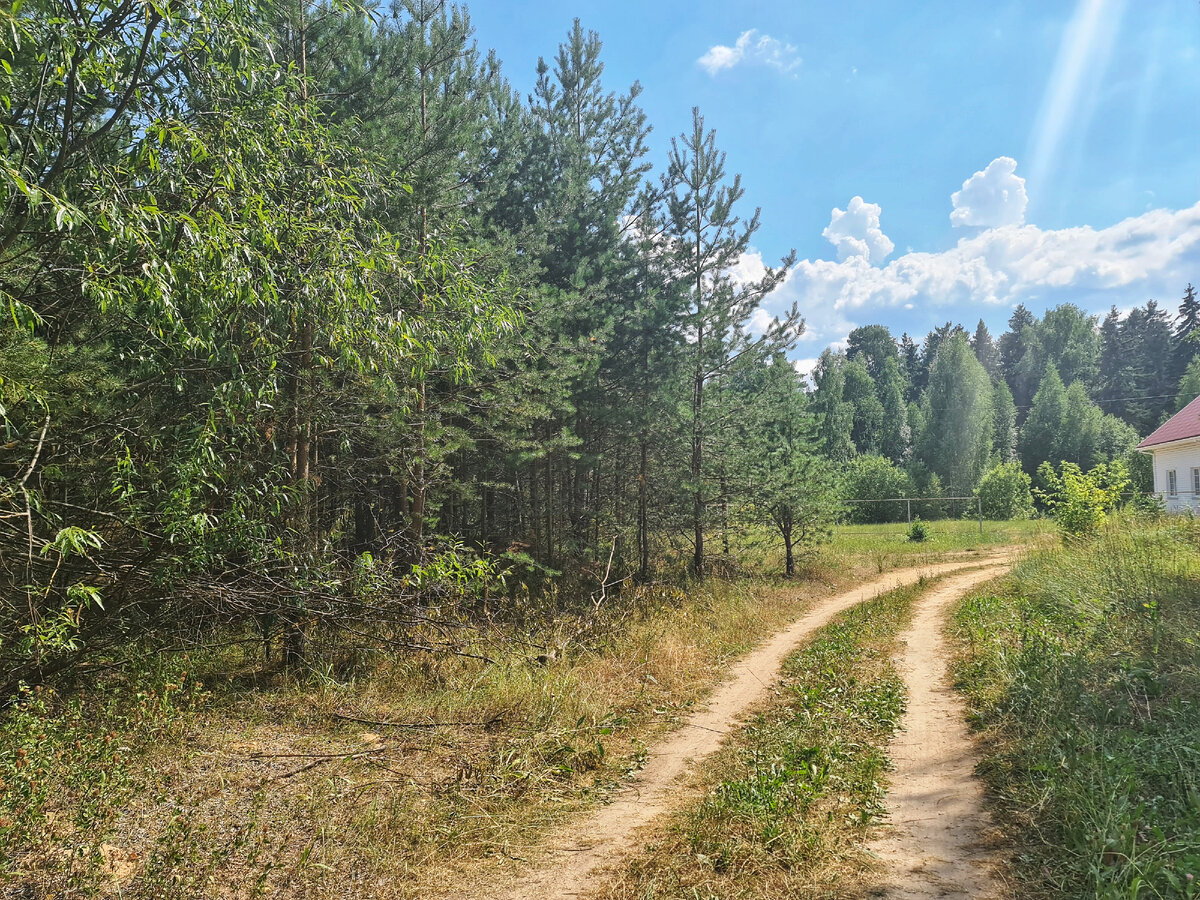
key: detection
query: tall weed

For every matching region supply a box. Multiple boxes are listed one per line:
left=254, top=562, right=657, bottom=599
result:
left=953, top=513, right=1200, bottom=899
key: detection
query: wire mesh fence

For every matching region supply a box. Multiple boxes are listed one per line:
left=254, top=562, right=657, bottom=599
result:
left=834, top=496, right=986, bottom=536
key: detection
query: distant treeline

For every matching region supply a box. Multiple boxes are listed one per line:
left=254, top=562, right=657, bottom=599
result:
left=814, top=290, right=1200, bottom=505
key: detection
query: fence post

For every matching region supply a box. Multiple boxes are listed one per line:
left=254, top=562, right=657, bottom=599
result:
left=906, top=498, right=911, bottom=525
left=977, top=496, right=983, bottom=534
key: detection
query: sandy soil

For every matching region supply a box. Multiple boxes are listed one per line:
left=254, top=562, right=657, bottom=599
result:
left=445, top=553, right=1016, bottom=900
left=864, top=565, right=1012, bottom=900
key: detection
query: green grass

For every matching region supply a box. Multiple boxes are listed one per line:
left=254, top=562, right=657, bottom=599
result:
left=818, top=518, right=1046, bottom=574
left=951, top=513, right=1200, bottom=900
left=724, top=517, right=1043, bottom=580
left=601, top=580, right=927, bottom=900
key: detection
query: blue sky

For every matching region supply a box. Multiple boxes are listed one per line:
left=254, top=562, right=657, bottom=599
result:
left=467, top=0, right=1200, bottom=372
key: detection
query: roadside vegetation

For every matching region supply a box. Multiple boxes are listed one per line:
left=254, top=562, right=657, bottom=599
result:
left=0, top=527, right=1026, bottom=897
left=0, top=544, right=883, bottom=897
left=952, top=513, right=1200, bottom=899
left=598, top=580, right=926, bottom=899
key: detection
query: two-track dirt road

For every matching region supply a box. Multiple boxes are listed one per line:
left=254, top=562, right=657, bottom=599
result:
left=446, top=552, right=1018, bottom=900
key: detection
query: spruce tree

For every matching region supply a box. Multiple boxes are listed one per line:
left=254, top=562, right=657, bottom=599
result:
left=877, top=357, right=911, bottom=463
left=1094, top=306, right=1128, bottom=419
left=1173, top=283, right=1200, bottom=392
left=992, top=381, right=1018, bottom=464
left=810, top=350, right=856, bottom=462
left=899, top=332, right=922, bottom=400
left=998, top=304, right=1035, bottom=408
left=1020, top=364, right=1067, bottom=471
left=971, top=319, right=1000, bottom=379
left=1121, top=300, right=1174, bottom=433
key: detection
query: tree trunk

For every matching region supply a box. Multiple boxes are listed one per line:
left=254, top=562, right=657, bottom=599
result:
left=783, top=520, right=795, bottom=577
left=691, top=365, right=704, bottom=576
left=638, top=437, right=650, bottom=582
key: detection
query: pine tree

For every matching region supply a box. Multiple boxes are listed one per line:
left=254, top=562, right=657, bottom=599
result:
left=659, top=107, right=799, bottom=575
left=738, top=353, right=838, bottom=576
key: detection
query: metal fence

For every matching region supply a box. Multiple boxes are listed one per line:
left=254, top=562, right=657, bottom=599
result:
left=835, top=496, right=986, bottom=535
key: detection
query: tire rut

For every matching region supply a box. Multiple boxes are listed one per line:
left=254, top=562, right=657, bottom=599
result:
left=448, top=553, right=1017, bottom=900
left=864, top=565, right=1012, bottom=899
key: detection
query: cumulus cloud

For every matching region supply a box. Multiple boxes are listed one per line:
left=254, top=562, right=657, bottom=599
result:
left=753, top=201, right=1200, bottom=349
left=950, top=157, right=1029, bottom=228
left=698, top=30, right=800, bottom=76
left=823, top=196, right=894, bottom=265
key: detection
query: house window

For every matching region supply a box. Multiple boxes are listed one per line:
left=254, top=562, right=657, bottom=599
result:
left=1192, top=468, right=1199, bottom=495
left=1168, top=470, right=1178, bottom=495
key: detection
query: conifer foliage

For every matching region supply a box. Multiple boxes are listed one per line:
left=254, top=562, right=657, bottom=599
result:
left=0, top=0, right=1194, bottom=690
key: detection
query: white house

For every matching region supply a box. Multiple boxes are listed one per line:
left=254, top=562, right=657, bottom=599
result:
left=1137, top=394, right=1200, bottom=512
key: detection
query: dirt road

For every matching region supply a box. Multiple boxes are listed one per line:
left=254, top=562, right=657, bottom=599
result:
left=454, top=553, right=1016, bottom=900
left=865, top=566, right=1011, bottom=899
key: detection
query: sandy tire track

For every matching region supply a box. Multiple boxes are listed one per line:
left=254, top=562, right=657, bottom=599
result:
left=446, top=552, right=1017, bottom=900
left=865, top=564, right=1012, bottom=899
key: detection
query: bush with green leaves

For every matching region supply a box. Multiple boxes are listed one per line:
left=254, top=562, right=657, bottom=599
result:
left=1034, top=460, right=1129, bottom=538
left=841, top=454, right=911, bottom=524
left=974, top=462, right=1034, bottom=520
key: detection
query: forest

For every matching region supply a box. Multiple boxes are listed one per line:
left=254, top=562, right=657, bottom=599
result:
left=1, top=0, right=1197, bottom=697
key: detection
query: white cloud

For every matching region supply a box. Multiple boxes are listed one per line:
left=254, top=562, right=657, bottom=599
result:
left=729, top=248, right=769, bottom=286
left=791, top=357, right=820, bottom=384
left=823, top=196, right=894, bottom=265
left=747, top=306, right=775, bottom=336
left=950, top=157, right=1029, bottom=228
left=698, top=29, right=800, bottom=76
left=753, top=201, right=1200, bottom=349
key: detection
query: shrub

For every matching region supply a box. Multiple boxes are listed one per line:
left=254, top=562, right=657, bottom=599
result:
left=841, top=454, right=911, bottom=524
left=974, top=462, right=1034, bottom=520
left=906, top=518, right=930, bottom=542
left=1034, top=460, right=1129, bottom=539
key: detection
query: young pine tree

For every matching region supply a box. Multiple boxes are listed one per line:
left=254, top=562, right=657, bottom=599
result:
left=659, top=107, right=799, bottom=575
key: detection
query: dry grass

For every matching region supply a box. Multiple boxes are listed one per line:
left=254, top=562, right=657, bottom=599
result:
left=1, top=528, right=1035, bottom=899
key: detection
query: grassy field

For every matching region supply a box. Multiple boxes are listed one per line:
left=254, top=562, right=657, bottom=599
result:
left=951, top=513, right=1200, bottom=900
left=596, top=580, right=926, bottom=900
left=0, top=524, right=1035, bottom=898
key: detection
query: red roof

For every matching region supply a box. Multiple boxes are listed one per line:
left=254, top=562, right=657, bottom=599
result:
left=1138, top=393, right=1200, bottom=449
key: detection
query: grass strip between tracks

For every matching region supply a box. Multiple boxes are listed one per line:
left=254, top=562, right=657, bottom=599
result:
left=598, top=578, right=932, bottom=900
